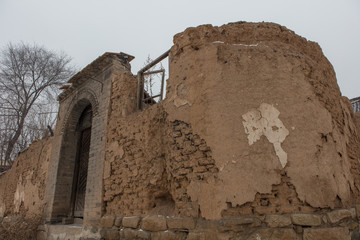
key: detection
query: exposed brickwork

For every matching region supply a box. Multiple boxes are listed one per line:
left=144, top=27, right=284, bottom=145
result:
left=222, top=171, right=316, bottom=217
left=104, top=103, right=219, bottom=217
left=44, top=53, right=133, bottom=226
left=165, top=120, right=219, bottom=217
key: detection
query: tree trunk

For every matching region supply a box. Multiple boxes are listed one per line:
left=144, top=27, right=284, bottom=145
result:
left=4, top=116, right=25, bottom=164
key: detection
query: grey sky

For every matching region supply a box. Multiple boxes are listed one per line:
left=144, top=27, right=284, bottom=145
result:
left=1, top=0, right=359, bottom=98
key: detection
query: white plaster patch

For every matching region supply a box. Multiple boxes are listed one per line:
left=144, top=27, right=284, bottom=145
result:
left=172, top=83, right=191, bottom=108
left=242, top=103, right=289, bottom=168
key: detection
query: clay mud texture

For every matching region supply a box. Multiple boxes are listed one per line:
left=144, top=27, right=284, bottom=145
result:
left=161, top=22, right=360, bottom=219
left=103, top=22, right=360, bottom=221
left=104, top=73, right=218, bottom=218
left=0, top=138, right=51, bottom=239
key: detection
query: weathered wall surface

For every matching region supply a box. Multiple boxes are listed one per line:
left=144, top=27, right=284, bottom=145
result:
left=104, top=72, right=219, bottom=218
left=163, top=22, right=360, bottom=219
left=0, top=138, right=51, bottom=218
left=0, top=137, right=51, bottom=239
left=103, top=22, right=360, bottom=226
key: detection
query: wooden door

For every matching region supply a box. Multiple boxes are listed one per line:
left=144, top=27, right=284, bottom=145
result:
left=73, top=127, right=91, bottom=217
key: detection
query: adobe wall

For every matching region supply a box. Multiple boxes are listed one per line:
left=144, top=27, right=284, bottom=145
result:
left=164, top=22, right=360, bottom=218
left=101, top=22, right=360, bottom=239
left=0, top=138, right=52, bottom=239
left=103, top=70, right=221, bottom=219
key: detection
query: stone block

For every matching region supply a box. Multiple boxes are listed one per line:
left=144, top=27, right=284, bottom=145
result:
left=122, top=216, right=141, bottom=229
left=114, top=216, right=122, bottom=227
left=187, top=231, right=214, bottom=240
left=356, top=205, right=360, bottom=219
left=342, top=221, right=358, bottom=231
left=119, top=229, right=125, bottom=239
left=303, top=227, right=351, bottom=240
left=123, top=228, right=150, bottom=240
left=195, top=218, right=219, bottom=230
left=291, top=213, right=322, bottom=226
left=36, top=231, right=47, bottom=240
left=322, top=214, right=328, bottom=224
left=151, top=231, right=187, bottom=240
left=246, top=228, right=296, bottom=240
left=167, top=217, right=196, bottom=230
left=327, top=209, right=354, bottom=224
left=352, top=227, right=360, bottom=240
left=294, top=225, right=303, bottom=234
left=265, top=214, right=291, bottom=228
left=141, top=215, right=167, bottom=231
left=350, top=208, right=357, bottom=218
left=100, top=228, right=120, bottom=240
left=218, top=217, right=261, bottom=232
left=37, top=224, right=47, bottom=231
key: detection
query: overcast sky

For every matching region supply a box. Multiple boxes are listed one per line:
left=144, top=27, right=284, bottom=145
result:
left=0, top=0, right=359, bottom=98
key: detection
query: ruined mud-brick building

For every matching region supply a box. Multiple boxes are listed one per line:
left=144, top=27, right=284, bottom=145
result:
left=1, top=22, right=360, bottom=240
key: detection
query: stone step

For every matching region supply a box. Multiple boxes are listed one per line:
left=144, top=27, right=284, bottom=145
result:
left=38, top=224, right=83, bottom=240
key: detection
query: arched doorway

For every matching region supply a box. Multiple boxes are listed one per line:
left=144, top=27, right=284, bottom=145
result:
left=71, top=105, right=92, bottom=218
left=49, top=100, right=94, bottom=222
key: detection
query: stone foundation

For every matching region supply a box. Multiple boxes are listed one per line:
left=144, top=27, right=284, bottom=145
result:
left=95, top=207, right=358, bottom=239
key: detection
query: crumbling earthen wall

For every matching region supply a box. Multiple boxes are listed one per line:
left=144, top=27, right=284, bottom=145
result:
left=104, top=22, right=360, bottom=219
left=0, top=138, right=51, bottom=218
left=0, top=137, right=51, bottom=239
left=100, top=22, right=360, bottom=239
left=163, top=22, right=360, bottom=219
left=104, top=73, right=219, bottom=218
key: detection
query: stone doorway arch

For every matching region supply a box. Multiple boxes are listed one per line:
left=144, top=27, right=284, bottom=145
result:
left=44, top=53, right=133, bottom=226
left=49, top=97, right=95, bottom=222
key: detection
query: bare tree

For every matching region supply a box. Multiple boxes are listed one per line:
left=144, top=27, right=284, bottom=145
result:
left=143, top=55, right=164, bottom=101
left=0, top=42, right=74, bottom=166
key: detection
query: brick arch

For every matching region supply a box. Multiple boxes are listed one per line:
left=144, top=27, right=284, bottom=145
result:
left=51, top=95, right=96, bottom=221
left=61, top=88, right=99, bottom=134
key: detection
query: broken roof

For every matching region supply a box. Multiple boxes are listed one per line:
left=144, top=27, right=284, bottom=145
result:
left=57, top=52, right=134, bottom=101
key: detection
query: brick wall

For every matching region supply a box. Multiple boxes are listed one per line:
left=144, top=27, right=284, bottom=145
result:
left=104, top=97, right=219, bottom=218
left=44, top=53, right=133, bottom=226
